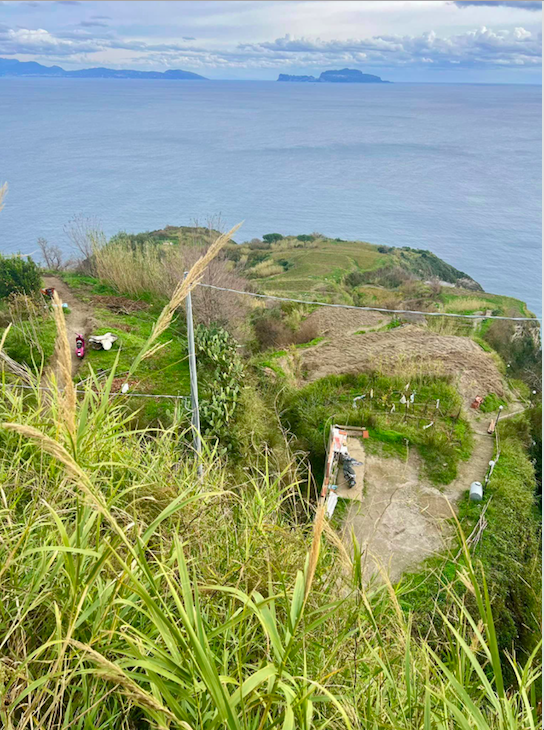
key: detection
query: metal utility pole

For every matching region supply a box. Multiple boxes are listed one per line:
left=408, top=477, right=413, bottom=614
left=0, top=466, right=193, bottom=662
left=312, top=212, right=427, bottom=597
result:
left=185, top=273, right=202, bottom=476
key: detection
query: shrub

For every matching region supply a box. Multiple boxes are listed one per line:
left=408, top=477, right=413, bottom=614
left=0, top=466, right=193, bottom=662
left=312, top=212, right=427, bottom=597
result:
left=344, top=270, right=365, bottom=288
left=293, top=317, right=319, bottom=345
left=296, top=234, right=313, bottom=242
left=0, top=255, right=41, bottom=299
left=262, top=233, right=284, bottom=244
left=480, top=392, right=506, bottom=413
left=195, top=324, right=245, bottom=451
left=484, top=319, right=542, bottom=391
left=253, top=309, right=293, bottom=350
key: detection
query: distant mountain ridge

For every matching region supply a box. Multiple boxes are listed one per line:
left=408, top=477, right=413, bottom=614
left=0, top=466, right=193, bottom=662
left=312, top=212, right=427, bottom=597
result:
left=0, top=58, right=207, bottom=80
left=278, top=68, right=389, bottom=83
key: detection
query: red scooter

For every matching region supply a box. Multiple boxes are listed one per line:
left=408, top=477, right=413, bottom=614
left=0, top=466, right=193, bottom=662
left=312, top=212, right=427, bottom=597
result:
left=75, top=334, right=85, bottom=360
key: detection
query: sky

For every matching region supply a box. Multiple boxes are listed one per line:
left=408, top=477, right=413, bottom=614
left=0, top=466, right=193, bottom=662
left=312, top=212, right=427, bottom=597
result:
left=0, top=0, right=541, bottom=83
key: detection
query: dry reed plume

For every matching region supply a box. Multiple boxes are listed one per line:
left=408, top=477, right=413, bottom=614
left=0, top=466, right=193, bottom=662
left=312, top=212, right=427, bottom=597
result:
left=51, top=290, right=76, bottom=435
left=128, top=222, right=242, bottom=376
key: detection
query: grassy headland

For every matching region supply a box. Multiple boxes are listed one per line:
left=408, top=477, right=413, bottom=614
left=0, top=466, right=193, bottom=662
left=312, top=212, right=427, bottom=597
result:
left=0, top=222, right=540, bottom=727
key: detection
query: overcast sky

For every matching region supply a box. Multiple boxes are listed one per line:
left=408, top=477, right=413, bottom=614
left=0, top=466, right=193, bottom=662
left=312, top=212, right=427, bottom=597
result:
left=0, top=0, right=541, bottom=83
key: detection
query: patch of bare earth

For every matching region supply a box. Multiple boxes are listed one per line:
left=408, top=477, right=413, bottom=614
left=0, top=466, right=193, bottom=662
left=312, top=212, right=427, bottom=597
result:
left=303, top=308, right=388, bottom=337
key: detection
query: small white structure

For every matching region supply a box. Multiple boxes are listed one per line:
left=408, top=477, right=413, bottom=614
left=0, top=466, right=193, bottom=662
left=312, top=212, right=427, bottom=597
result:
left=469, top=481, right=483, bottom=502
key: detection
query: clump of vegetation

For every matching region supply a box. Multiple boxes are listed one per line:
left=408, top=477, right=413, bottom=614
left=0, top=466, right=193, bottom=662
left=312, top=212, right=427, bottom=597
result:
left=282, top=372, right=471, bottom=485
left=484, top=319, right=542, bottom=392
left=480, top=392, right=507, bottom=413
left=251, top=305, right=319, bottom=351
left=0, top=293, right=57, bottom=366
left=195, top=324, right=245, bottom=450
left=0, top=254, right=41, bottom=299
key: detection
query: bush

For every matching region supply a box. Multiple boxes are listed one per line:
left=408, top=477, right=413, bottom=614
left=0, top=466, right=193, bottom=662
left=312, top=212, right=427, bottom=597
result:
left=344, top=270, right=365, bottom=288
left=296, top=234, right=313, bottom=242
left=0, top=255, right=41, bottom=299
left=262, top=233, right=284, bottom=244
left=253, top=309, right=293, bottom=350
left=480, top=392, right=506, bottom=413
left=195, top=324, right=245, bottom=451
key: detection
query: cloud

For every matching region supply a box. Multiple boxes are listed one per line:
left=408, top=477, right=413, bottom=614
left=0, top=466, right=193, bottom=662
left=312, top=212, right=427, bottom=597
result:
left=453, top=1, right=542, bottom=9
left=0, top=21, right=540, bottom=73
left=91, top=15, right=111, bottom=20
left=0, top=26, right=105, bottom=56
left=241, top=27, right=542, bottom=69
left=79, top=20, right=109, bottom=28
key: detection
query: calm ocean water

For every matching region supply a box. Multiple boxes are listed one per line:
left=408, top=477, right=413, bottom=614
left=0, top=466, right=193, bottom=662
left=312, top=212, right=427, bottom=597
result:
left=0, top=79, right=541, bottom=314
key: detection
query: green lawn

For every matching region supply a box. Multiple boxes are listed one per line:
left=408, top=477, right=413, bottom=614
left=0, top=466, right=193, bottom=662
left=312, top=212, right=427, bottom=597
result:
left=77, top=306, right=190, bottom=425
left=248, top=239, right=388, bottom=290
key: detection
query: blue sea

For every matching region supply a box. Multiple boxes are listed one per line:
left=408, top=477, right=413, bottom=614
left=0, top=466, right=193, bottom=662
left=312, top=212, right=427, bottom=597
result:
left=0, top=79, right=541, bottom=314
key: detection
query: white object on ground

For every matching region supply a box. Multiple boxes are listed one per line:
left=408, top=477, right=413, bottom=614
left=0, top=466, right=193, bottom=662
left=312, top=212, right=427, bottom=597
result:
left=121, top=382, right=129, bottom=394
left=89, top=332, right=118, bottom=350
left=326, top=491, right=338, bottom=519
left=469, top=481, right=483, bottom=502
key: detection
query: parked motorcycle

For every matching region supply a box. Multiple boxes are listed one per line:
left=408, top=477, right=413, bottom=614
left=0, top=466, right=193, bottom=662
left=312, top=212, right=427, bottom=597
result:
left=75, top=334, right=85, bottom=359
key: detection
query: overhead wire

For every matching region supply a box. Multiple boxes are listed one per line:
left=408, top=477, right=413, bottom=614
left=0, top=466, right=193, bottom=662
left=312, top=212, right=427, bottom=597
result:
left=196, top=282, right=541, bottom=323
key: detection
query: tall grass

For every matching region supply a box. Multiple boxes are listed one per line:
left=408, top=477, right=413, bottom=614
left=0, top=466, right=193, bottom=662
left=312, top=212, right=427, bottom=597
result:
left=0, top=246, right=540, bottom=728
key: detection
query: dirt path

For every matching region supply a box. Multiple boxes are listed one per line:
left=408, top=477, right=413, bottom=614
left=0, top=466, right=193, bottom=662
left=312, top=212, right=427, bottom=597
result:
left=342, top=401, right=526, bottom=583
left=43, top=276, right=94, bottom=377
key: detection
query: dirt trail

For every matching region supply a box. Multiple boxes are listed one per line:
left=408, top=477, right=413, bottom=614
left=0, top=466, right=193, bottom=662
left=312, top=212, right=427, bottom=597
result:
left=342, top=401, right=526, bottom=583
left=43, top=276, right=94, bottom=376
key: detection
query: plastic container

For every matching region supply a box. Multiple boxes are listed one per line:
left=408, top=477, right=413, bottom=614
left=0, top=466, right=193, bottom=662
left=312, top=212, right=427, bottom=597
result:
left=469, top=481, right=483, bottom=502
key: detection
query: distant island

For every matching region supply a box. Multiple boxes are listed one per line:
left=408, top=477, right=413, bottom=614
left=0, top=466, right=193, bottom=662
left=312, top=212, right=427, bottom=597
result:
left=0, top=58, right=207, bottom=81
left=278, top=68, right=389, bottom=84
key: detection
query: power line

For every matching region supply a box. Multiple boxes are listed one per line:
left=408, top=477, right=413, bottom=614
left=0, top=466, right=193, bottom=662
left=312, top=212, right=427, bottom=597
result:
left=196, top=283, right=541, bottom=323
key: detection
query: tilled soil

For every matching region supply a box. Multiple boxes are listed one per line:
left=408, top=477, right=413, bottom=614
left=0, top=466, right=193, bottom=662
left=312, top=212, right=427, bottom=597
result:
left=303, top=307, right=388, bottom=337
left=301, top=323, right=504, bottom=406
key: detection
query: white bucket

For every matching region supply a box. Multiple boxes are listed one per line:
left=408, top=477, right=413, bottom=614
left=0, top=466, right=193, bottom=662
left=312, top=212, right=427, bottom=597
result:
left=469, top=481, right=483, bottom=502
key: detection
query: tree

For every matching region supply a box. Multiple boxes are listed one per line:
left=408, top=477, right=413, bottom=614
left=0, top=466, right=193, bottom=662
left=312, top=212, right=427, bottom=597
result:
left=64, top=214, right=106, bottom=273
left=0, top=255, right=41, bottom=299
left=262, top=233, right=283, bottom=244
left=37, top=237, right=64, bottom=271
